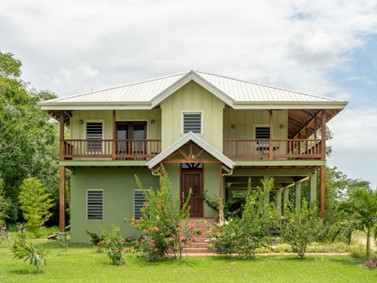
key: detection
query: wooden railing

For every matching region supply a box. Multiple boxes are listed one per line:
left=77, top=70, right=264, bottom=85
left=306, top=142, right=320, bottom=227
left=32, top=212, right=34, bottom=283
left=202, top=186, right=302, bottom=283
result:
left=62, top=139, right=161, bottom=160
left=223, top=139, right=322, bottom=160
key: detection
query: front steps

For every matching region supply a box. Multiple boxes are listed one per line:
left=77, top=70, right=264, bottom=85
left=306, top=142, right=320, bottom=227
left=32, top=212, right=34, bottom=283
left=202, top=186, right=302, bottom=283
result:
left=182, top=218, right=217, bottom=254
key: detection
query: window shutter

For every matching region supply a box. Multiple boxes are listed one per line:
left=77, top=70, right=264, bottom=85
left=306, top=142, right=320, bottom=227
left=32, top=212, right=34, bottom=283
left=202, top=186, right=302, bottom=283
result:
left=86, top=122, right=103, bottom=153
left=87, top=190, right=103, bottom=220
left=183, top=113, right=202, bottom=134
left=255, top=127, right=270, bottom=139
left=134, top=190, right=147, bottom=219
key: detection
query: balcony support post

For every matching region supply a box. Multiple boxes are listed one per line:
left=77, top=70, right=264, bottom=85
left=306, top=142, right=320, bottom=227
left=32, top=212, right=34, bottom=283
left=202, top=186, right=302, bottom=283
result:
left=59, top=112, right=65, bottom=161
left=320, top=110, right=327, bottom=217
left=112, top=110, right=116, bottom=160
left=269, top=110, right=273, bottom=160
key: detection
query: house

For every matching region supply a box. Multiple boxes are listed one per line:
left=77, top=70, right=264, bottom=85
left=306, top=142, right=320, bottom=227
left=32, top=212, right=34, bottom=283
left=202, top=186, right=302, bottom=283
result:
left=40, top=70, right=347, bottom=243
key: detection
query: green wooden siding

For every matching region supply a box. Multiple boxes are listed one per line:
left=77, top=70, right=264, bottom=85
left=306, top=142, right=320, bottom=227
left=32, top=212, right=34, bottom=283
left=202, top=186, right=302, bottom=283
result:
left=70, top=167, right=158, bottom=243
left=160, top=81, right=225, bottom=151
left=223, top=109, right=288, bottom=140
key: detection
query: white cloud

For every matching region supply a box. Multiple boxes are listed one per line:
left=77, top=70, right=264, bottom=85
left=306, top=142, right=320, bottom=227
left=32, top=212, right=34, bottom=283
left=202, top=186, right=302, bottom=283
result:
left=328, top=108, right=377, bottom=150
left=1, top=0, right=376, bottom=98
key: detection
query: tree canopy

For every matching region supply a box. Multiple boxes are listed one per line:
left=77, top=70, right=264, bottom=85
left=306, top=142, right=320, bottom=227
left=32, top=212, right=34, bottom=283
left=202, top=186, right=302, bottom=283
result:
left=0, top=51, right=60, bottom=224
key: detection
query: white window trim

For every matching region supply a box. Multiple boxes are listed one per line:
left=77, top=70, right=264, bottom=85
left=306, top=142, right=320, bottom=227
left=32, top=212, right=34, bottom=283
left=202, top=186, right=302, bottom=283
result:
left=181, top=110, right=203, bottom=135
left=86, top=189, right=104, bottom=221
left=254, top=124, right=270, bottom=139
left=133, top=189, right=150, bottom=219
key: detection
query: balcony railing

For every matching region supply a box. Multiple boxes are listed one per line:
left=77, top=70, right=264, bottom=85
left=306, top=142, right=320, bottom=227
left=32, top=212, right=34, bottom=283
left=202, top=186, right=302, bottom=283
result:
left=61, top=138, right=322, bottom=161
left=62, top=139, right=161, bottom=160
left=223, top=139, right=322, bottom=160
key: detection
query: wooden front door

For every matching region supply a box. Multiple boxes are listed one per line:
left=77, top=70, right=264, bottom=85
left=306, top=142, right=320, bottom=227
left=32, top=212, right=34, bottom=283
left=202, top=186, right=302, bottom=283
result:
left=181, top=170, right=203, bottom=217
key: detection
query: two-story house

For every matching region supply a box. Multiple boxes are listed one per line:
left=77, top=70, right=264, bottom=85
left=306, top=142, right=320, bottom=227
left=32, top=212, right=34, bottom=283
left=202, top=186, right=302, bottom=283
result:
left=40, top=70, right=347, bottom=243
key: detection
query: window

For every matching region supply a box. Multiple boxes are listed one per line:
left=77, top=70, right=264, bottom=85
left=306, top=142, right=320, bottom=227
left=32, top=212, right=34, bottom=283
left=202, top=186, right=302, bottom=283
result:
left=86, top=122, right=103, bottom=153
left=87, top=190, right=103, bottom=220
left=255, top=127, right=270, bottom=139
left=134, top=190, right=148, bottom=219
left=182, top=112, right=202, bottom=134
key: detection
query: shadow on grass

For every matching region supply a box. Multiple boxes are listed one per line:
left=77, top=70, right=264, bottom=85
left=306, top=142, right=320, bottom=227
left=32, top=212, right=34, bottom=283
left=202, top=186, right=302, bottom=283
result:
left=9, top=268, right=44, bottom=275
left=329, top=257, right=363, bottom=266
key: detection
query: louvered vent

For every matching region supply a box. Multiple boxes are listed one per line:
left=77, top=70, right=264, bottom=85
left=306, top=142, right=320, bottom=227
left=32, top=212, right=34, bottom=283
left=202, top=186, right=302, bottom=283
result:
left=183, top=113, right=202, bottom=134
left=87, top=190, right=103, bottom=220
left=255, top=127, right=270, bottom=139
left=134, top=190, right=147, bottom=219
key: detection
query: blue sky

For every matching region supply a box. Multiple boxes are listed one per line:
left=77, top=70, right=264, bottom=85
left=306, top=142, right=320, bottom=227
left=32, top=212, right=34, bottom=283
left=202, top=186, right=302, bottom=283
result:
left=1, top=0, right=376, bottom=188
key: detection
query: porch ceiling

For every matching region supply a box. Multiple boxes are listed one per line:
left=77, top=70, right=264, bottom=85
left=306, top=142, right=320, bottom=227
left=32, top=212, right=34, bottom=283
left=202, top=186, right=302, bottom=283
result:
left=288, top=109, right=340, bottom=139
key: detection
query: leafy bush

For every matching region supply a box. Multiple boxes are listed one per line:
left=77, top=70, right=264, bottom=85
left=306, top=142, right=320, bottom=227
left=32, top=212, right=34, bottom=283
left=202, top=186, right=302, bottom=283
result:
left=101, top=225, right=126, bottom=265
left=12, top=241, right=47, bottom=273
left=130, top=166, right=198, bottom=261
left=211, top=178, right=272, bottom=259
left=278, top=200, right=323, bottom=258
left=86, top=230, right=105, bottom=252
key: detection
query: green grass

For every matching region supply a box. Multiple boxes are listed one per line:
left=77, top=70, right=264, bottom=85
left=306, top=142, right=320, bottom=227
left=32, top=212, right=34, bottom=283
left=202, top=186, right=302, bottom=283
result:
left=0, top=238, right=377, bottom=283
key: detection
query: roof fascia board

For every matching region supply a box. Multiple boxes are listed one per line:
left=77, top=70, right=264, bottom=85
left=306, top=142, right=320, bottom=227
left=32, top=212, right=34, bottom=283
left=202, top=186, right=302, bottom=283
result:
left=232, top=101, right=347, bottom=110
left=151, top=70, right=234, bottom=107
left=40, top=104, right=152, bottom=111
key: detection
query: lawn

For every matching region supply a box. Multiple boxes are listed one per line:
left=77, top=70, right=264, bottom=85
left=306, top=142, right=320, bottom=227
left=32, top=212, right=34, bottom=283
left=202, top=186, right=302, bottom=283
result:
left=0, top=238, right=377, bottom=283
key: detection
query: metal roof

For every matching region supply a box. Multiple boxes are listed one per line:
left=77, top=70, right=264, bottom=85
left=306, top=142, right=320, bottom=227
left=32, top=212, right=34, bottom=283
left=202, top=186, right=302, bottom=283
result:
left=147, top=131, right=235, bottom=170
left=40, top=70, right=347, bottom=110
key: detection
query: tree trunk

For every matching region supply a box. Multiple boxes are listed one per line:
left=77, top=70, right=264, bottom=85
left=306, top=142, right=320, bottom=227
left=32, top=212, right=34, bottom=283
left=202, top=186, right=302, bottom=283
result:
left=366, top=226, right=371, bottom=261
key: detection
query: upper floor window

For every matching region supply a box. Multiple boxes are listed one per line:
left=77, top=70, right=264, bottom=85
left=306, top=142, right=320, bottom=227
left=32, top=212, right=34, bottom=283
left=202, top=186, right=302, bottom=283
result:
left=182, top=112, right=202, bottom=134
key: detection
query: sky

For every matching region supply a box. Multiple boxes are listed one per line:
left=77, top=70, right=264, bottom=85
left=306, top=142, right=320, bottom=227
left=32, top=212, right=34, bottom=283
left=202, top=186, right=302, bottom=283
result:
left=1, top=0, right=376, bottom=188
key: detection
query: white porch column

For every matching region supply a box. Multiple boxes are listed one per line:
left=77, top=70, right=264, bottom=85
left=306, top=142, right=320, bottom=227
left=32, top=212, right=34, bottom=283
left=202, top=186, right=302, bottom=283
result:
left=276, top=189, right=282, bottom=218
left=295, top=182, right=302, bottom=209
left=310, top=171, right=317, bottom=207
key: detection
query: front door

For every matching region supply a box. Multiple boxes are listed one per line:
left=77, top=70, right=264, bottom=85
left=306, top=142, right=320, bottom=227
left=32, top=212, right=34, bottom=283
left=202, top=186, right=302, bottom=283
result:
left=181, top=169, right=203, bottom=217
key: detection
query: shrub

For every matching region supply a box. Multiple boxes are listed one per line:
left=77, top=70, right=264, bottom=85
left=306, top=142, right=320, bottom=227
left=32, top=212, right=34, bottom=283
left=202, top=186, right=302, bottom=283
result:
left=101, top=225, right=126, bottom=265
left=86, top=230, right=105, bottom=252
left=211, top=178, right=273, bottom=259
left=12, top=241, right=47, bottom=273
left=130, top=166, right=198, bottom=261
left=278, top=200, right=323, bottom=258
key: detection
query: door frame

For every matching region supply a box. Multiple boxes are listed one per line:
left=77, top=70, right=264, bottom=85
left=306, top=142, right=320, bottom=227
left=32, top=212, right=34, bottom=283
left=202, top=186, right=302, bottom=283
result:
left=180, top=167, right=204, bottom=218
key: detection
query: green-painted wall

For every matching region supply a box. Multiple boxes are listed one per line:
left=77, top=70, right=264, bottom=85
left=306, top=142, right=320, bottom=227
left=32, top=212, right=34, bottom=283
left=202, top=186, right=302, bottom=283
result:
left=203, top=164, right=222, bottom=218
left=70, top=109, right=161, bottom=140
left=164, top=163, right=220, bottom=219
left=223, top=109, right=288, bottom=139
left=160, top=81, right=225, bottom=150
left=70, top=167, right=159, bottom=243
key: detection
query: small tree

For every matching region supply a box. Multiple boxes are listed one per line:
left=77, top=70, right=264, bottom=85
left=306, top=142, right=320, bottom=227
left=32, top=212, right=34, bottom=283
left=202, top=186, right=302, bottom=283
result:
left=279, top=200, right=323, bottom=258
left=18, top=178, right=53, bottom=238
left=12, top=241, right=47, bottom=273
left=338, top=187, right=377, bottom=260
left=212, top=178, right=273, bottom=259
left=130, top=166, right=198, bottom=261
left=0, top=178, right=8, bottom=226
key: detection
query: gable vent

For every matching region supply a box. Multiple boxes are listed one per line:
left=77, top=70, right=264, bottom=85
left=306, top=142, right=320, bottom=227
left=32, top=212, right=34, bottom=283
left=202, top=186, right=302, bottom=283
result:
left=183, top=113, right=202, bottom=134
